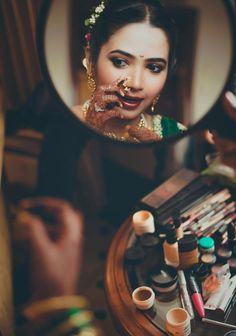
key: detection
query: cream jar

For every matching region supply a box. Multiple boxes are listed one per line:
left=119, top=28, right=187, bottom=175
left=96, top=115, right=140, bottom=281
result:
left=132, top=210, right=155, bottom=236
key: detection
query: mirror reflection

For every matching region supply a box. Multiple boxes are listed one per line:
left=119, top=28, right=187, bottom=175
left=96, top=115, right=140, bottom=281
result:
left=44, top=0, right=233, bottom=143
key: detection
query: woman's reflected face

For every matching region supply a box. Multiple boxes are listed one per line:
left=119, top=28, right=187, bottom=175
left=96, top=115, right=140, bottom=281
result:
left=95, top=22, right=170, bottom=120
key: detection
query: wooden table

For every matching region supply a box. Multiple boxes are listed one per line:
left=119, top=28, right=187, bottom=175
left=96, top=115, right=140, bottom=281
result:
left=105, top=216, right=236, bottom=336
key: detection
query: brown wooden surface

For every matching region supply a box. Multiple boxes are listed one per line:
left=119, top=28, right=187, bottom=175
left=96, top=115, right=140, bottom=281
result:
left=105, top=217, right=164, bottom=336
left=105, top=214, right=236, bottom=336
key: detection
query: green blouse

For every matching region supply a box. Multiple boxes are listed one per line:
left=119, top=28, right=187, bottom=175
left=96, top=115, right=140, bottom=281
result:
left=152, top=115, right=187, bottom=139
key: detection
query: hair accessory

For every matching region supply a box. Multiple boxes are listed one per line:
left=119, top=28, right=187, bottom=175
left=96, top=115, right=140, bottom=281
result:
left=85, top=32, right=91, bottom=46
left=84, top=1, right=106, bottom=30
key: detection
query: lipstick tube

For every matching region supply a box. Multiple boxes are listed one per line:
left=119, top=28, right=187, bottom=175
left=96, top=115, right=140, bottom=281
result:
left=188, top=275, right=205, bottom=318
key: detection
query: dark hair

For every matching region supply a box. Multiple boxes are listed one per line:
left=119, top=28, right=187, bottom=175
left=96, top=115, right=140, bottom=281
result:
left=89, top=0, right=177, bottom=73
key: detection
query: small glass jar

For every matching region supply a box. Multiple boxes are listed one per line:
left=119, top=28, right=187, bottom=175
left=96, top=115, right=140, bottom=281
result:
left=198, top=236, right=215, bottom=254
left=178, top=234, right=199, bottom=269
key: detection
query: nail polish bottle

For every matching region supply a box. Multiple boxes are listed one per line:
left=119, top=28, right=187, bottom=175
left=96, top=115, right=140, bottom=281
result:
left=163, top=224, right=179, bottom=268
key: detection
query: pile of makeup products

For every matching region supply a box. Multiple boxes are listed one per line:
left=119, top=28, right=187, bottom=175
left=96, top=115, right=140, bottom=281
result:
left=126, top=180, right=236, bottom=335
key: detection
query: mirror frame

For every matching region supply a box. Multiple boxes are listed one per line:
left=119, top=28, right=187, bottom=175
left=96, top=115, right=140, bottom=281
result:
left=36, top=0, right=236, bottom=148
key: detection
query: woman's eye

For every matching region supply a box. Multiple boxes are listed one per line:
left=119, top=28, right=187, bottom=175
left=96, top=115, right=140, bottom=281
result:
left=110, top=58, right=128, bottom=68
left=147, top=64, right=163, bottom=74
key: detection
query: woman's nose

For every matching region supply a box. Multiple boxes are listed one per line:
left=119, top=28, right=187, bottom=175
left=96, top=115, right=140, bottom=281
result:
left=127, top=67, right=144, bottom=91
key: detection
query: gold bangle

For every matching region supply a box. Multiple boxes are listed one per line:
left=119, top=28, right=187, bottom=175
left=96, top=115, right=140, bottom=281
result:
left=22, top=296, right=90, bottom=320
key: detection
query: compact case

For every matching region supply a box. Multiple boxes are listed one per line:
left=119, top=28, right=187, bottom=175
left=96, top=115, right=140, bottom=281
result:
left=150, top=266, right=178, bottom=302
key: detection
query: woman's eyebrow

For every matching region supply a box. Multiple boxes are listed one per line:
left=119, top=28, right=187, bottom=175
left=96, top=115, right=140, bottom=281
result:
left=109, top=49, right=134, bottom=58
left=109, top=50, right=167, bottom=65
left=146, top=57, right=167, bottom=65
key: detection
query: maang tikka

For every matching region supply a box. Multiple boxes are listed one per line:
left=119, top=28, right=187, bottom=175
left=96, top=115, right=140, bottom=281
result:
left=151, top=95, right=160, bottom=113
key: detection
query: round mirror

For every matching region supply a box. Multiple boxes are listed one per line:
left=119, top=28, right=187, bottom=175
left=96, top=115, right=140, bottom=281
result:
left=38, top=0, right=234, bottom=144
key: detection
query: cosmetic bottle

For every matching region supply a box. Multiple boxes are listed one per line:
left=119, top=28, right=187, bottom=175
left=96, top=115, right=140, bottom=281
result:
left=163, top=224, right=179, bottom=268
left=173, top=209, right=184, bottom=240
left=178, top=234, right=199, bottom=269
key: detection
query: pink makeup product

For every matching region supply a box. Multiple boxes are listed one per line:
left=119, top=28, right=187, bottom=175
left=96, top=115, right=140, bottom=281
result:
left=188, top=275, right=205, bottom=318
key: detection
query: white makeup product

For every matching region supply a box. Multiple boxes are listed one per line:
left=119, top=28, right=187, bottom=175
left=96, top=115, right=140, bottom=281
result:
left=132, top=286, right=155, bottom=310
left=177, top=270, right=195, bottom=319
left=166, top=307, right=191, bottom=336
left=132, top=210, right=155, bottom=236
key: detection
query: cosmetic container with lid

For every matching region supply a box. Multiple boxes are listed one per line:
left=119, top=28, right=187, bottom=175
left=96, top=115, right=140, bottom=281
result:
left=150, top=265, right=178, bottom=302
left=163, top=224, right=179, bottom=268
left=166, top=307, right=191, bottom=336
left=198, top=236, right=215, bottom=254
left=132, top=210, right=155, bottom=236
left=132, top=286, right=155, bottom=310
left=178, top=234, right=199, bottom=269
left=201, top=253, right=217, bottom=266
left=216, top=246, right=232, bottom=264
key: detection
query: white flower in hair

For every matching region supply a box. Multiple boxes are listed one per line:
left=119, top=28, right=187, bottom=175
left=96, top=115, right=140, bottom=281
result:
left=85, top=1, right=106, bottom=29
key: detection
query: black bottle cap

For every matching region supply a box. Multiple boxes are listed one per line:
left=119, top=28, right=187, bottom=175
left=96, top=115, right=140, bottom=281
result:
left=188, top=275, right=200, bottom=293
left=165, top=224, right=177, bottom=244
left=172, top=208, right=182, bottom=229
left=178, top=234, right=198, bottom=252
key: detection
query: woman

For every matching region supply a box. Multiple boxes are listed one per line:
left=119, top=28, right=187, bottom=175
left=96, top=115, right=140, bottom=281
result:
left=72, top=0, right=186, bottom=142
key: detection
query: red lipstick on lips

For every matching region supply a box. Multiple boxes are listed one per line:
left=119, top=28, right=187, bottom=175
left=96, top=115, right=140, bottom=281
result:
left=188, top=275, right=205, bottom=318
left=118, top=94, right=144, bottom=111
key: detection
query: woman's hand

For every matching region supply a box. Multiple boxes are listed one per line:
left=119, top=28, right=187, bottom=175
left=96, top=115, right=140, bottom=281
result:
left=14, top=197, right=83, bottom=301
left=213, top=91, right=236, bottom=171
left=127, top=125, right=161, bottom=142
left=85, top=78, right=127, bottom=130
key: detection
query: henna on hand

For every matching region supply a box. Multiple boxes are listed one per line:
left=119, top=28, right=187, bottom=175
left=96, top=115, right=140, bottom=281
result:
left=85, top=78, right=128, bottom=130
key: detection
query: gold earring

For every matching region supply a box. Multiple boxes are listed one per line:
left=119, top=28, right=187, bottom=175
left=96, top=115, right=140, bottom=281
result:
left=87, top=71, right=96, bottom=94
left=151, top=95, right=160, bottom=114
